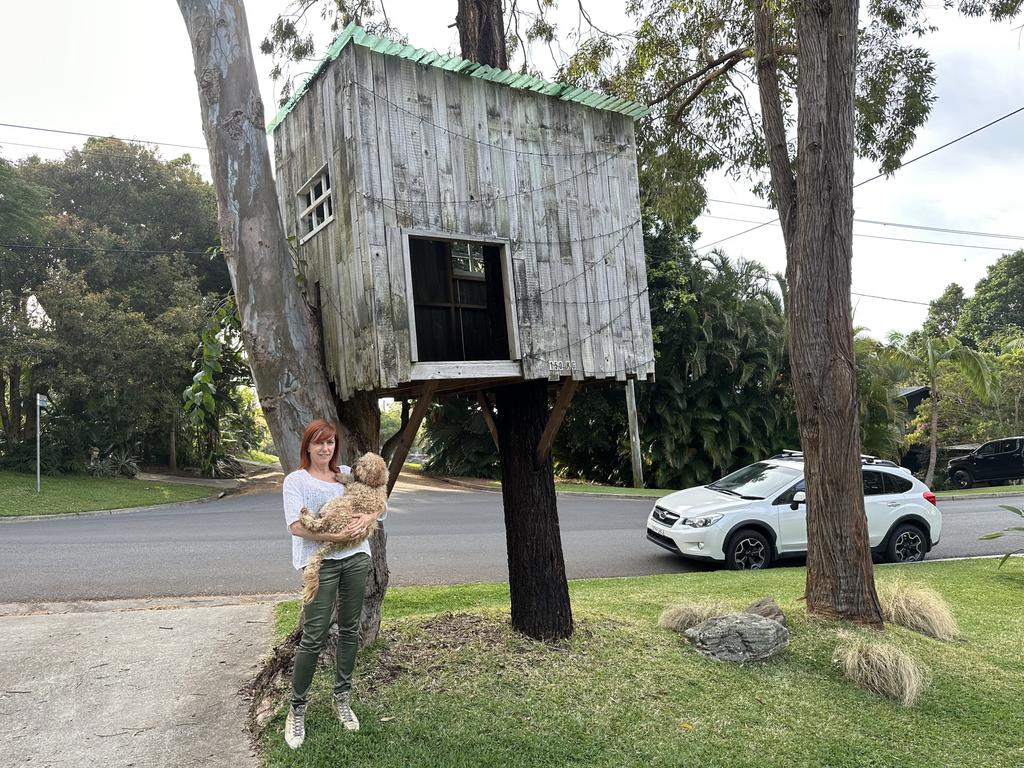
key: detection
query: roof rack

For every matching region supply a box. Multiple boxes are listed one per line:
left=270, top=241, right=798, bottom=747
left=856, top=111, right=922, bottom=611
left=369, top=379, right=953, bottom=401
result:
left=769, top=451, right=899, bottom=468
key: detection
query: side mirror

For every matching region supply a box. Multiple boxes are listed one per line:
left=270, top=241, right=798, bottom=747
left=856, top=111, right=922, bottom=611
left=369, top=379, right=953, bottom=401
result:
left=790, top=491, right=806, bottom=510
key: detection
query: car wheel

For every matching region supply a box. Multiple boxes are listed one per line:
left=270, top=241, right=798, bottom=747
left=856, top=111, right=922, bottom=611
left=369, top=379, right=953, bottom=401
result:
left=886, top=523, right=928, bottom=563
left=725, top=529, right=772, bottom=570
left=952, top=470, right=972, bottom=489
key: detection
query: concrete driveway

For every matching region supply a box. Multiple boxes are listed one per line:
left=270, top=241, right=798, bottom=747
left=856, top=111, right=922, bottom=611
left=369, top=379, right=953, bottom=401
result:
left=0, top=596, right=276, bottom=768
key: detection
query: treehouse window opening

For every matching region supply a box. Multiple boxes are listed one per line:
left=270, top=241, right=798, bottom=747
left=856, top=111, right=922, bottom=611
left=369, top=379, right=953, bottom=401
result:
left=297, top=166, right=334, bottom=242
left=408, top=236, right=512, bottom=363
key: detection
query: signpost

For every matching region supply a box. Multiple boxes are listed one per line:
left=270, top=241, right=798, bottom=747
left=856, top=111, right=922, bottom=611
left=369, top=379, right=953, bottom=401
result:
left=36, top=393, right=48, bottom=493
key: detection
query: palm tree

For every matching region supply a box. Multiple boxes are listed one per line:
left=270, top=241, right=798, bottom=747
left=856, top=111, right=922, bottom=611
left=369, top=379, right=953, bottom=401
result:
left=887, top=333, right=994, bottom=487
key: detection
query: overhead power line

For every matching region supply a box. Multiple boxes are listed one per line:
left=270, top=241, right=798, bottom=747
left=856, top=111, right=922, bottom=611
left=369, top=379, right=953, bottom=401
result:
left=0, top=121, right=208, bottom=152
left=696, top=103, right=1024, bottom=250
left=851, top=291, right=930, bottom=307
left=699, top=214, right=1015, bottom=252
left=707, top=198, right=1024, bottom=241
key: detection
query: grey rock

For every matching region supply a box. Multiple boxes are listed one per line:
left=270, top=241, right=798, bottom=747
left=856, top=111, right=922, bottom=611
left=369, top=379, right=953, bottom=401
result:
left=744, top=596, right=787, bottom=627
left=684, top=613, right=790, bottom=663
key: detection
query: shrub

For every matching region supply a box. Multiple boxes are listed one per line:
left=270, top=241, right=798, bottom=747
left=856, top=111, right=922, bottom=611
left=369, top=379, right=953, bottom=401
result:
left=833, top=637, right=928, bottom=707
left=877, top=579, right=959, bottom=641
left=658, top=601, right=733, bottom=633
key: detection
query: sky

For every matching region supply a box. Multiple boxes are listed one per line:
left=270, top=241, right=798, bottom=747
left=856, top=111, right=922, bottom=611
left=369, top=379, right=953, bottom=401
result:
left=2, top=2, right=1022, bottom=340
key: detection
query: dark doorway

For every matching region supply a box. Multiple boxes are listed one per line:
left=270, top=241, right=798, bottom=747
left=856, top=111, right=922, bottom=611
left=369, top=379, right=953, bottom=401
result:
left=409, top=237, right=511, bottom=362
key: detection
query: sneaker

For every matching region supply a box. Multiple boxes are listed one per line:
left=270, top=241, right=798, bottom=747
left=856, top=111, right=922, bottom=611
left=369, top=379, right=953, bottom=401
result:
left=284, top=704, right=305, bottom=749
left=334, top=692, right=360, bottom=731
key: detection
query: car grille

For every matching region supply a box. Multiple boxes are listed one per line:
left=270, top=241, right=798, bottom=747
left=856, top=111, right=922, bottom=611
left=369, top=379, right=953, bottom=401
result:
left=647, top=528, right=680, bottom=553
left=652, top=505, right=679, bottom=526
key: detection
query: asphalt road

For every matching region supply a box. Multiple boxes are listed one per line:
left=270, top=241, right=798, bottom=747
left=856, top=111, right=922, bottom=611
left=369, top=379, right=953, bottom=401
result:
left=1, top=486, right=1021, bottom=602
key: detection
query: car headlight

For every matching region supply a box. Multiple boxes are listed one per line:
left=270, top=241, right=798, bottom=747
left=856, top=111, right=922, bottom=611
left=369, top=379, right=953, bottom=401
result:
left=680, top=514, right=724, bottom=528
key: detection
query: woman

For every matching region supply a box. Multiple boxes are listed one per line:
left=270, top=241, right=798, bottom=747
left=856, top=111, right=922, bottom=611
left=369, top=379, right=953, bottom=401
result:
left=281, top=418, right=385, bottom=749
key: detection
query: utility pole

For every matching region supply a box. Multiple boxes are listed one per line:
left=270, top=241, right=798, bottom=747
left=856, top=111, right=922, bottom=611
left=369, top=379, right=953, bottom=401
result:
left=625, top=380, right=643, bottom=488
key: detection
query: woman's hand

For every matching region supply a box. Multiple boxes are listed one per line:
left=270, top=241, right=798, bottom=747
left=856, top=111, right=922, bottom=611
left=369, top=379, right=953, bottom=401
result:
left=340, top=513, right=373, bottom=540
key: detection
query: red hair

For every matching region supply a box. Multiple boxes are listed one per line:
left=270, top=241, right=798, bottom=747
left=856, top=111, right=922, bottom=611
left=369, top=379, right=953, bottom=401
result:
left=298, top=419, right=340, bottom=472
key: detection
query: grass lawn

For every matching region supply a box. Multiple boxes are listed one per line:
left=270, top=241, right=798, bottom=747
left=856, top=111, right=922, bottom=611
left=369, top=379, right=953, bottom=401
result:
left=240, top=450, right=281, bottom=464
left=935, top=485, right=1024, bottom=498
left=263, top=559, right=1024, bottom=767
left=0, top=470, right=217, bottom=517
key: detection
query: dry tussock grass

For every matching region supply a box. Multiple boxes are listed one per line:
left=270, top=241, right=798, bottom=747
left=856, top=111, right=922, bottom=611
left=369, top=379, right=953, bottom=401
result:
left=658, top=601, right=733, bottom=633
left=833, top=637, right=928, bottom=707
left=877, top=579, right=960, bottom=641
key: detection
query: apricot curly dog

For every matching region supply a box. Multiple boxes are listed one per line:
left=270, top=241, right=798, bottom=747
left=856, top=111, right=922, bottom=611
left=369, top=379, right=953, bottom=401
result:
left=298, top=452, right=388, bottom=603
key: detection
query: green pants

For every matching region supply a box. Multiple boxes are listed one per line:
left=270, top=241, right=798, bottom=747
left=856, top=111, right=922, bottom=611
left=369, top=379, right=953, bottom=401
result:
left=290, top=552, right=370, bottom=707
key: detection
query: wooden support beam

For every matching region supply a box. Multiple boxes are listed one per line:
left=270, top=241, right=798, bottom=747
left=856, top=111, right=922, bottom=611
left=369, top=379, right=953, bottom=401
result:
left=387, top=381, right=438, bottom=495
left=625, top=379, right=644, bottom=488
left=475, top=391, right=500, bottom=451
left=534, top=378, right=579, bottom=469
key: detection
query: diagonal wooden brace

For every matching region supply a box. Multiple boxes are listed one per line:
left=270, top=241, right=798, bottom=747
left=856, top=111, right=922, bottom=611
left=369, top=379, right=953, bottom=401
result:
left=387, top=380, right=438, bottom=495
left=475, top=391, right=500, bottom=452
left=534, top=378, right=579, bottom=469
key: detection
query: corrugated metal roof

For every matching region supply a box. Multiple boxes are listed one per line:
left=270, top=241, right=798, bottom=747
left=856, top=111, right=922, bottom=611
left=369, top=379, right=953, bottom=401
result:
left=267, top=21, right=650, bottom=133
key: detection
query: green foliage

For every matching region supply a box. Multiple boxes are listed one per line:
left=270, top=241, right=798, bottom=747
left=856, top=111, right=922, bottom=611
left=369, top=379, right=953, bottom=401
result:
left=922, top=283, right=966, bottom=339
left=978, top=506, right=1024, bottom=568
left=182, top=297, right=262, bottom=477
left=423, top=398, right=500, bottom=480
left=18, top=138, right=227, bottom=295
left=854, top=333, right=907, bottom=460
left=638, top=237, right=795, bottom=488
left=558, top=228, right=795, bottom=489
left=0, top=146, right=234, bottom=475
left=957, top=250, right=1024, bottom=344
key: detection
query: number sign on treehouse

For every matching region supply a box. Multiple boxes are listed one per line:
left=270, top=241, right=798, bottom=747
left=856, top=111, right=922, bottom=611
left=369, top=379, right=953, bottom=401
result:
left=270, top=23, right=654, bottom=402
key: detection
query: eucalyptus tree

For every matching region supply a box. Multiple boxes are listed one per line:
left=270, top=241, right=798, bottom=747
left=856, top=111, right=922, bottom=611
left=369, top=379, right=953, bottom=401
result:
left=888, top=332, right=994, bottom=487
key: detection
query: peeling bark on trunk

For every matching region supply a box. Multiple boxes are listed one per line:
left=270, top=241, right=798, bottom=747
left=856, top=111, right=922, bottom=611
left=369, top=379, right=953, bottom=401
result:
left=755, top=0, right=882, bottom=625
left=177, top=0, right=388, bottom=642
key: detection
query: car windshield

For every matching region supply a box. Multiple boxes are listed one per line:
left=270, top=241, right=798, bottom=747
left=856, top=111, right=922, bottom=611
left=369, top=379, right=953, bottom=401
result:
left=707, top=462, right=802, bottom=500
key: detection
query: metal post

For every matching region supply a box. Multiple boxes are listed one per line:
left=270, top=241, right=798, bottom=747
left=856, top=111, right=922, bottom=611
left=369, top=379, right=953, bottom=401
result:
left=36, top=394, right=41, bottom=493
left=625, top=379, right=644, bottom=488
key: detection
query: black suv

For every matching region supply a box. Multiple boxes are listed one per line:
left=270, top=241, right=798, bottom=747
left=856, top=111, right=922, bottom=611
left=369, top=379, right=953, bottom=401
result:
left=947, top=437, right=1024, bottom=489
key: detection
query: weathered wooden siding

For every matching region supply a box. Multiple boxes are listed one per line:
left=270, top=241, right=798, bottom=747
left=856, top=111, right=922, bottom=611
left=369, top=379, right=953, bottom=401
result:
left=273, top=44, right=655, bottom=397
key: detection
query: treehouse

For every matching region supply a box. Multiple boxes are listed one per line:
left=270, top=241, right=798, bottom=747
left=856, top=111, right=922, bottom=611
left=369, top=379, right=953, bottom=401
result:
left=269, top=23, right=654, bottom=476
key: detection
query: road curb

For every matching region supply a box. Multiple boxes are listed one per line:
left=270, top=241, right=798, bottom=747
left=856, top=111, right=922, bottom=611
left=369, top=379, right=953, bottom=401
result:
left=0, top=495, right=219, bottom=524
left=933, top=492, right=1024, bottom=502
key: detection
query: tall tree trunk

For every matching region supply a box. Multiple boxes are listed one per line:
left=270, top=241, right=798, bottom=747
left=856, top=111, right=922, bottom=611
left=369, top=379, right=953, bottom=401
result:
left=0, top=370, right=12, bottom=444
left=456, top=0, right=508, bottom=69
left=10, top=362, right=22, bottom=442
left=177, top=0, right=387, bottom=642
left=495, top=381, right=573, bottom=639
left=756, top=0, right=882, bottom=624
left=169, top=411, right=178, bottom=471
left=460, top=0, right=573, bottom=640
left=925, top=378, right=939, bottom=487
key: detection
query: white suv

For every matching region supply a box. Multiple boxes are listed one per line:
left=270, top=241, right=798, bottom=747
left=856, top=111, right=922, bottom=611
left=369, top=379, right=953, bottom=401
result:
left=646, top=452, right=941, bottom=570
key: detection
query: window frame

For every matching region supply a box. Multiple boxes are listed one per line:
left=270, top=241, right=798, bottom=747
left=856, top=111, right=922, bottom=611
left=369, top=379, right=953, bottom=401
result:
left=401, top=229, right=521, bottom=364
left=296, top=164, right=335, bottom=244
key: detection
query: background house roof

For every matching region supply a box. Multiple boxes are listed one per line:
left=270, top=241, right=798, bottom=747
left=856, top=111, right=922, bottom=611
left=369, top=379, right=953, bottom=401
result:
left=267, top=21, right=651, bottom=133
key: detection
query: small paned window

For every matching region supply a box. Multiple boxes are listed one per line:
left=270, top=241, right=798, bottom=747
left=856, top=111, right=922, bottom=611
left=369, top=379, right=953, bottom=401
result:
left=298, top=166, right=334, bottom=242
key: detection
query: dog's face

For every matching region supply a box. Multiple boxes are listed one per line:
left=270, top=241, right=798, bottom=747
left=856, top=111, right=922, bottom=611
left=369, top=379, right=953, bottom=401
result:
left=353, top=452, right=388, bottom=488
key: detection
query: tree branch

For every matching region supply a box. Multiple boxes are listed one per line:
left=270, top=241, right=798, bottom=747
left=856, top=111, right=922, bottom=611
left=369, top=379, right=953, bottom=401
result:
left=670, top=55, right=745, bottom=125
left=753, top=1, right=796, bottom=243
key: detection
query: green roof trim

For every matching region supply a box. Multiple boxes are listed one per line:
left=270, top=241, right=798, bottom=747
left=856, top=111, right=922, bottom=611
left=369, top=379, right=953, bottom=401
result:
left=267, top=22, right=650, bottom=133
